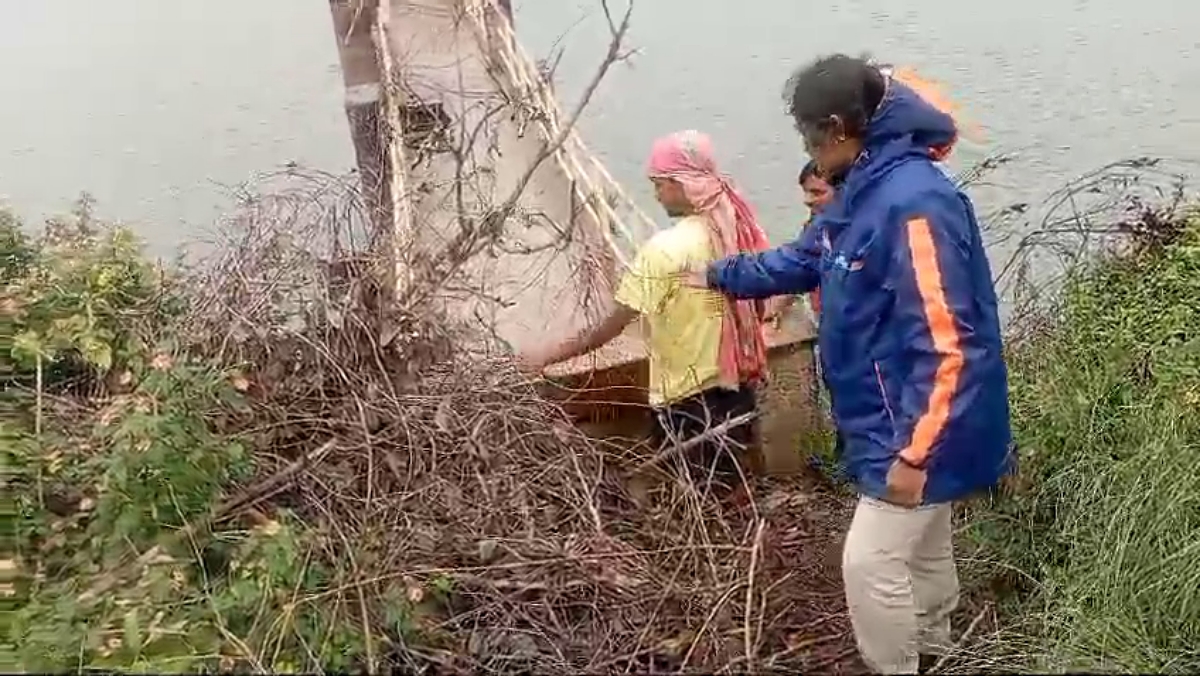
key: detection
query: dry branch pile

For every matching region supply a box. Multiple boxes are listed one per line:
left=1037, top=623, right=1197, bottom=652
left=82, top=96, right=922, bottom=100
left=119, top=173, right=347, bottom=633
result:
left=173, top=170, right=861, bottom=674
left=152, top=3, right=870, bottom=667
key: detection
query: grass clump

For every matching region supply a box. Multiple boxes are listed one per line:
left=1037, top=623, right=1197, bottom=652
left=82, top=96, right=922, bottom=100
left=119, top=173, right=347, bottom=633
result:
left=965, top=209, right=1200, bottom=672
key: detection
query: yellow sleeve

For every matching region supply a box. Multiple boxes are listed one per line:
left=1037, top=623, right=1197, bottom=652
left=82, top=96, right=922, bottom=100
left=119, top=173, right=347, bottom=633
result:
left=614, top=237, right=675, bottom=316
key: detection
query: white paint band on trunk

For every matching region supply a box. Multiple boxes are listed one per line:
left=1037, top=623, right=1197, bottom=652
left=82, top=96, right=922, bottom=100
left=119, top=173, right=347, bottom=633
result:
left=345, top=83, right=381, bottom=106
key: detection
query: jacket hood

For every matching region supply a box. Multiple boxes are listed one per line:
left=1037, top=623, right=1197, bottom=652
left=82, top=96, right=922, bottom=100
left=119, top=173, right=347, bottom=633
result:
left=864, top=79, right=959, bottom=157
left=837, top=79, right=959, bottom=210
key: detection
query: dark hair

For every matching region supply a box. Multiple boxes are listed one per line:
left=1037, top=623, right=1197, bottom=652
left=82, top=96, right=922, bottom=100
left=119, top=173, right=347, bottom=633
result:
left=783, top=54, right=886, bottom=139
left=798, top=159, right=822, bottom=185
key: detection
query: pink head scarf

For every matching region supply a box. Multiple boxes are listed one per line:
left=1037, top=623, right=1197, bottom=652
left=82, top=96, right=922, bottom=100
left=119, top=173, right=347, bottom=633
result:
left=647, top=130, right=770, bottom=389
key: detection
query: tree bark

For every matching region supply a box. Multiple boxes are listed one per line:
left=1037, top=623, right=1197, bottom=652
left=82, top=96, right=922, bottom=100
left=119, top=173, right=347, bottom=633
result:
left=327, top=1, right=392, bottom=244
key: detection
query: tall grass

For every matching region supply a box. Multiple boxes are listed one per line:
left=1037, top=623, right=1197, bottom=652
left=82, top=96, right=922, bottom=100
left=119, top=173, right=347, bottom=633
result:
left=964, top=212, right=1200, bottom=672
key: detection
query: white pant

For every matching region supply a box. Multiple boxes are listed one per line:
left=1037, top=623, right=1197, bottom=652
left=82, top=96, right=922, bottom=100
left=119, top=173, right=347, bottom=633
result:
left=842, top=496, right=959, bottom=674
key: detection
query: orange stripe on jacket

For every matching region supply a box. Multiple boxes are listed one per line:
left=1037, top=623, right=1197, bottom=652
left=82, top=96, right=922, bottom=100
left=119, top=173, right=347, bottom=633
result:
left=899, top=218, right=965, bottom=467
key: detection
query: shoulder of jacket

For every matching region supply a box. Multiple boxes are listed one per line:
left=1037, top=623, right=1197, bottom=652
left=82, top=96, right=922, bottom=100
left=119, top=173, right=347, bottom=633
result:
left=876, top=167, right=962, bottom=215
left=878, top=160, right=954, bottom=195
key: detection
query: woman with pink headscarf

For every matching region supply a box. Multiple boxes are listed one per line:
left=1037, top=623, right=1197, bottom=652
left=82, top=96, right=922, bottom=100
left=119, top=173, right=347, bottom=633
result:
left=519, top=129, right=772, bottom=495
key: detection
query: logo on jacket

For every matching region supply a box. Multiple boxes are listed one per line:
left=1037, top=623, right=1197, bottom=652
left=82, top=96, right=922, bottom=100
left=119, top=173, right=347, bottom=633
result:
left=833, top=254, right=865, bottom=272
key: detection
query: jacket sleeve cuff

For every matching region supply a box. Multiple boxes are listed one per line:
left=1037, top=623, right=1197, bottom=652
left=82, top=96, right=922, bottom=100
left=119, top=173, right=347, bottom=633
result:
left=706, top=260, right=724, bottom=291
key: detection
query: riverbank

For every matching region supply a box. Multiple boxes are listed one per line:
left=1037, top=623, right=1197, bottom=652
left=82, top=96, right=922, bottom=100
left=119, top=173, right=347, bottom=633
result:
left=959, top=200, right=1200, bottom=673
left=6, top=178, right=1199, bottom=672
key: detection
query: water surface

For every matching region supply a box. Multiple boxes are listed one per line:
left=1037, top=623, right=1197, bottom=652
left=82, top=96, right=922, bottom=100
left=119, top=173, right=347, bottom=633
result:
left=1, top=0, right=1197, bottom=257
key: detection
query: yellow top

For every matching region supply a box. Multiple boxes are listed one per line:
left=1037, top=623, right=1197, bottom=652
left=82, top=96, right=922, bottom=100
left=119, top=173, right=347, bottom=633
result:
left=614, top=216, right=724, bottom=406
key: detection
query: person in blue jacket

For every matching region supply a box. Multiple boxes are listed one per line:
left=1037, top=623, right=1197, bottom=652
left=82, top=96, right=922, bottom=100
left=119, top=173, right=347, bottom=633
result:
left=761, top=160, right=851, bottom=486
left=686, top=55, right=1013, bottom=674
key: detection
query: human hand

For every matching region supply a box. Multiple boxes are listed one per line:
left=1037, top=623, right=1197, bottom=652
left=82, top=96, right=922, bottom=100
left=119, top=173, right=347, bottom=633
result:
left=677, top=263, right=711, bottom=290
left=884, top=458, right=927, bottom=507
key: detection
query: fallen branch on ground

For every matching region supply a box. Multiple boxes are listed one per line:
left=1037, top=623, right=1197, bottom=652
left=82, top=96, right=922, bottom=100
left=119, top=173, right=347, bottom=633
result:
left=635, top=411, right=761, bottom=471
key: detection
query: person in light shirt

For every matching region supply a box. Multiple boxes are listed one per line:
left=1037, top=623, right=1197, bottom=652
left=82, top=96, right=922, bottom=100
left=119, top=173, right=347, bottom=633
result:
left=519, top=130, right=770, bottom=499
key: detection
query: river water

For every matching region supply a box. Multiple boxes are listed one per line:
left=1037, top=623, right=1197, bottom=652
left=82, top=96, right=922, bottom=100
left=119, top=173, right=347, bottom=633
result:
left=1, top=0, right=1198, bottom=259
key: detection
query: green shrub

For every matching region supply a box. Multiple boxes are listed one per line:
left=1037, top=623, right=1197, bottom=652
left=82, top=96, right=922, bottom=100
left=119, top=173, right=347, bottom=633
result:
left=0, top=210, right=36, bottom=283
left=966, top=213, right=1200, bottom=672
left=2, top=198, right=184, bottom=389
left=4, top=204, right=408, bottom=672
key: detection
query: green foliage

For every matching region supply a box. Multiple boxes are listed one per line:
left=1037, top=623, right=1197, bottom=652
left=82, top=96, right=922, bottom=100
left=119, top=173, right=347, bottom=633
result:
left=1, top=198, right=183, bottom=386
left=0, top=209, right=36, bottom=283
left=9, top=353, right=256, bottom=669
left=965, top=214, right=1200, bottom=672
left=4, top=202, right=418, bottom=672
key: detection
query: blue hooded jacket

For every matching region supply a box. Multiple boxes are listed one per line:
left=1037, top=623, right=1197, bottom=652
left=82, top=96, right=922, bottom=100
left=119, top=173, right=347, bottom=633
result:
left=708, top=80, right=1012, bottom=505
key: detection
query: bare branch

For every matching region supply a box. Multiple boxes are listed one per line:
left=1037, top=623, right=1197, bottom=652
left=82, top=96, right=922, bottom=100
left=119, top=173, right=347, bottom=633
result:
left=90, top=2, right=864, bottom=672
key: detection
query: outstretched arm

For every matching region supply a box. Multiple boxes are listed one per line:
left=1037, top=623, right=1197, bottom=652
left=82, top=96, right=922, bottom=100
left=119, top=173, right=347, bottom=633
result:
left=705, top=222, right=823, bottom=299
left=519, top=235, right=669, bottom=372
left=519, top=304, right=638, bottom=372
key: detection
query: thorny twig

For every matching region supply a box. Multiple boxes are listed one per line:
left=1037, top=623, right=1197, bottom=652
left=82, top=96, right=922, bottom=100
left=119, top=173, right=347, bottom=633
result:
left=744, top=520, right=766, bottom=670
left=635, top=411, right=760, bottom=471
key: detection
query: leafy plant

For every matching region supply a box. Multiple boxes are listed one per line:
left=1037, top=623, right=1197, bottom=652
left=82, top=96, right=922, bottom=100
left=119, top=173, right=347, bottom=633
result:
left=5, top=203, right=401, bottom=672
left=964, top=212, right=1200, bottom=672
left=2, top=198, right=182, bottom=388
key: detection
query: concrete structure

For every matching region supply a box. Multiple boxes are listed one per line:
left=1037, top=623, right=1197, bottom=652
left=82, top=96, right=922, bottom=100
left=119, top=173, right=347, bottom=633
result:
left=326, top=0, right=822, bottom=474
